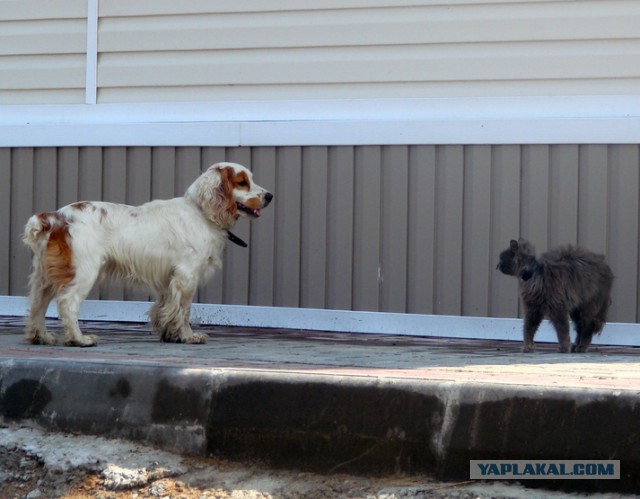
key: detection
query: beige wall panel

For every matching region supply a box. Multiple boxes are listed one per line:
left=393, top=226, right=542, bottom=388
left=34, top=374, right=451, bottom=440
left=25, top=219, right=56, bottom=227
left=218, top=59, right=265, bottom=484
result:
left=57, top=148, right=81, bottom=207
left=548, top=145, right=579, bottom=246
left=3, top=145, right=640, bottom=325
left=78, top=147, right=104, bottom=300
left=273, top=147, right=302, bottom=308
left=150, top=147, right=177, bottom=200
left=249, top=148, right=277, bottom=307
left=99, top=148, right=127, bottom=300
left=353, top=146, right=382, bottom=312
left=325, top=147, right=355, bottom=311
left=607, top=146, right=640, bottom=323
left=406, top=146, right=436, bottom=315
left=520, top=146, right=550, bottom=249
left=0, top=149, right=11, bottom=295
left=123, top=147, right=152, bottom=302
left=174, top=148, right=202, bottom=195
left=9, top=149, right=35, bottom=296
left=462, top=146, right=492, bottom=317
left=434, top=146, right=464, bottom=315
left=300, top=147, right=329, bottom=310
left=489, top=146, right=521, bottom=318
left=78, top=148, right=104, bottom=200
left=33, top=148, right=57, bottom=214
left=577, top=145, right=608, bottom=254
left=380, top=146, right=409, bottom=313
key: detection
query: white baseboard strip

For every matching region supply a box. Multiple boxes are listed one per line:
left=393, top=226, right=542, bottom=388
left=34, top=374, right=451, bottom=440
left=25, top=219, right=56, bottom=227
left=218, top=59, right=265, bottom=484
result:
left=1, top=296, right=638, bottom=347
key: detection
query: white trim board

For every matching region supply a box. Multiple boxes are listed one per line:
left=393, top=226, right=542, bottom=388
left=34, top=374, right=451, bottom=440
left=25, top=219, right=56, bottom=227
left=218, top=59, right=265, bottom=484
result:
left=1, top=95, right=639, bottom=146
left=84, top=0, right=98, bottom=105
left=1, top=296, right=639, bottom=347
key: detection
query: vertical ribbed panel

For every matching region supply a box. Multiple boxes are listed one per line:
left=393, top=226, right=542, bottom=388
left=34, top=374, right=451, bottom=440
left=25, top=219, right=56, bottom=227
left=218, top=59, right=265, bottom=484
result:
left=2, top=145, right=639, bottom=322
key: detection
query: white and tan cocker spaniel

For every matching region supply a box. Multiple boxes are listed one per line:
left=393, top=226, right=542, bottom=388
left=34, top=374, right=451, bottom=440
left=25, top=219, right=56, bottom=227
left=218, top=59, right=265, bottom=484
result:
left=23, top=162, right=272, bottom=347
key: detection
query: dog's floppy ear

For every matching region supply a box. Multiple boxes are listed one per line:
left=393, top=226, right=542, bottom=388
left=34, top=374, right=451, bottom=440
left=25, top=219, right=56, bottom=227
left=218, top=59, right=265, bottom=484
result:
left=510, top=239, right=519, bottom=252
left=188, top=165, right=238, bottom=229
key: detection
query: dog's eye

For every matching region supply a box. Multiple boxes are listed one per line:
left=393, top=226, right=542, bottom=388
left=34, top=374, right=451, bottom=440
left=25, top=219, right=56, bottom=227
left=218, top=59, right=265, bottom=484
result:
left=237, top=180, right=248, bottom=187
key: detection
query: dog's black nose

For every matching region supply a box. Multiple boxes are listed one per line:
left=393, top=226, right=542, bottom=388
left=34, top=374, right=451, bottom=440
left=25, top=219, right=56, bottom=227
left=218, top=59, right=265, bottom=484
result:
left=264, top=192, right=274, bottom=205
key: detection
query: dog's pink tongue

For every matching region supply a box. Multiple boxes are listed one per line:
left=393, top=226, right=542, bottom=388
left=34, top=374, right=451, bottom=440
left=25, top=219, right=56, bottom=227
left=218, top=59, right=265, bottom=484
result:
left=254, top=209, right=262, bottom=217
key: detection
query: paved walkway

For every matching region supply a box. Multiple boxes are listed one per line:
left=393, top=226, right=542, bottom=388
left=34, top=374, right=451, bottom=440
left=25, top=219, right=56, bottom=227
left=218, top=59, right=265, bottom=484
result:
left=1, top=316, right=639, bottom=492
left=1, top=317, right=639, bottom=390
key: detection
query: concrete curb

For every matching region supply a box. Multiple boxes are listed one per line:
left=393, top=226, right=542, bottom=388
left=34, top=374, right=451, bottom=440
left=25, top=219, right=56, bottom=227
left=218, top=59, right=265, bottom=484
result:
left=1, top=358, right=638, bottom=493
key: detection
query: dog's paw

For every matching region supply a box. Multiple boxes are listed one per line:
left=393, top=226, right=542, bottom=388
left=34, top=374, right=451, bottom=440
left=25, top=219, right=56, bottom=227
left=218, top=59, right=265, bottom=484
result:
left=27, top=331, right=58, bottom=346
left=65, top=334, right=99, bottom=347
left=522, top=343, right=536, bottom=353
left=184, top=333, right=208, bottom=344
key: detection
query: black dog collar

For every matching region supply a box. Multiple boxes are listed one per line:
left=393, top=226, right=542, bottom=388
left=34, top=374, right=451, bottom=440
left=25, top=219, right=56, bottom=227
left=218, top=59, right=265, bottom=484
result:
left=226, top=230, right=248, bottom=248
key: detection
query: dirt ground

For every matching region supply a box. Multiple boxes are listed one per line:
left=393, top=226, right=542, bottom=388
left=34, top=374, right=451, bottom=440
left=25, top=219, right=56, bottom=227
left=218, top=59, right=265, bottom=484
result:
left=0, top=422, right=632, bottom=499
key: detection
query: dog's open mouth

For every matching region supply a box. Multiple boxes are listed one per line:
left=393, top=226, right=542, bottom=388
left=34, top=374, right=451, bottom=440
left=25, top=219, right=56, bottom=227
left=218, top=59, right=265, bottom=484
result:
left=237, top=202, right=261, bottom=218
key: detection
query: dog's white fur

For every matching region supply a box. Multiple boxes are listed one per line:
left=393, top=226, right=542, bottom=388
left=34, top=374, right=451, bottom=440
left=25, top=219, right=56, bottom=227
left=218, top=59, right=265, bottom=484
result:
left=23, top=162, right=272, bottom=347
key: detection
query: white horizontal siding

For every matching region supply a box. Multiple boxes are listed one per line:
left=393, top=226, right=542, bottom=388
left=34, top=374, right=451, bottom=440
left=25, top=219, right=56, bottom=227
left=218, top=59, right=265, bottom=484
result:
left=96, top=0, right=640, bottom=103
left=0, top=0, right=638, bottom=143
left=98, top=3, right=640, bottom=52
left=0, top=0, right=86, bottom=104
left=97, top=0, right=549, bottom=17
left=98, top=42, right=640, bottom=86
left=1, top=0, right=86, bottom=20
left=96, top=80, right=640, bottom=104
left=0, top=19, right=85, bottom=55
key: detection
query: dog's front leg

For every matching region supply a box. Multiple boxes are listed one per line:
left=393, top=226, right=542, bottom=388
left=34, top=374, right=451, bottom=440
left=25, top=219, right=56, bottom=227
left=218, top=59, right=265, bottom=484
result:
left=156, top=275, right=207, bottom=344
left=179, top=290, right=208, bottom=344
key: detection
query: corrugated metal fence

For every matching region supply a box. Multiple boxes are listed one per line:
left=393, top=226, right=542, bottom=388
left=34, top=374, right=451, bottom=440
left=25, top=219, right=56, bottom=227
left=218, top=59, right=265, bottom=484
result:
left=1, top=145, right=639, bottom=322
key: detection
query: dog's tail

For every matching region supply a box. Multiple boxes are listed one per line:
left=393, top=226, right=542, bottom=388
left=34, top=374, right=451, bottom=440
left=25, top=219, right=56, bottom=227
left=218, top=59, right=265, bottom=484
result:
left=23, top=212, right=65, bottom=251
left=24, top=211, right=76, bottom=289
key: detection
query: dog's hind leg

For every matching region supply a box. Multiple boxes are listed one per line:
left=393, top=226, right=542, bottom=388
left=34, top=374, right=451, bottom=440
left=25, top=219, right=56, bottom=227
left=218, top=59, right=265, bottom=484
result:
left=549, top=309, right=571, bottom=353
left=25, top=267, right=57, bottom=345
left=522, top=306, right=544, bottom=353
left=57, top=267, right=100, bottom=347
